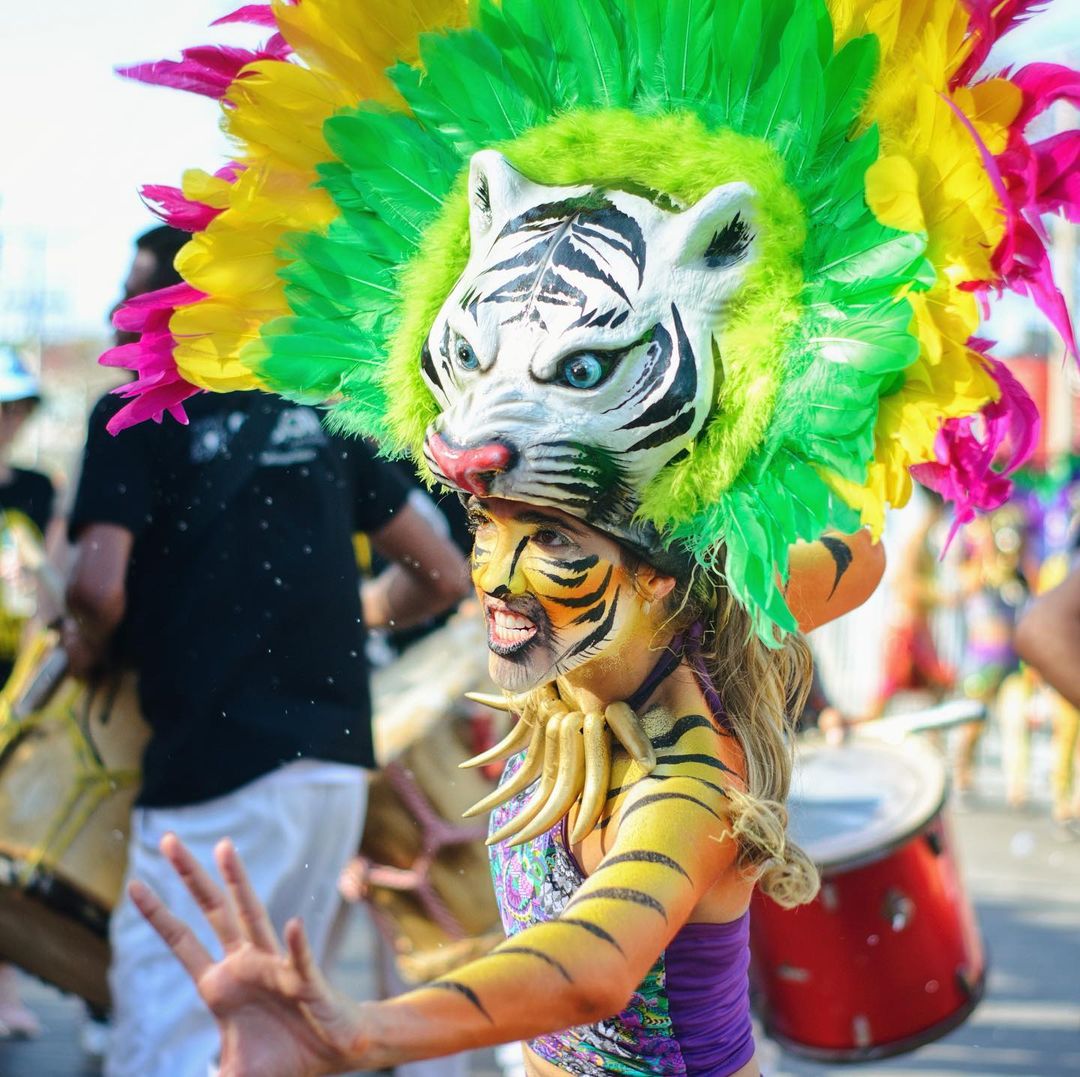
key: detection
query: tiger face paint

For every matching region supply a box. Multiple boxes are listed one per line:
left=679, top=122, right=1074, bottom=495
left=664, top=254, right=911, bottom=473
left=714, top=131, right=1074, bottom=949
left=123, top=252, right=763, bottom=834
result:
left=468, top=498, right=653, bottom=695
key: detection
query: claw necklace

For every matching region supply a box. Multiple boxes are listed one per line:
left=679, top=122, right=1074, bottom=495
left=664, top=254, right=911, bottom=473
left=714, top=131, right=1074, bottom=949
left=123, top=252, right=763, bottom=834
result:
left=460, top=631, right=688, bottom=847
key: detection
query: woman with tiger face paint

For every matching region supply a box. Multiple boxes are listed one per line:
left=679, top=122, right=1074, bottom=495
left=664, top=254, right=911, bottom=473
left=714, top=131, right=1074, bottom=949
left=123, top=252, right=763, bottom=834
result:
left=128, top=488, right=881, bottom=1077
left=106, top=0, right=1068, bottom=1070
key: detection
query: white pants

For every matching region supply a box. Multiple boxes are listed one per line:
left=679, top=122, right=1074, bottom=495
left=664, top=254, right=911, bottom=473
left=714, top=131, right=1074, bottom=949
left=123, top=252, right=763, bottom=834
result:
left=106, top=761, right=367, bottom=1077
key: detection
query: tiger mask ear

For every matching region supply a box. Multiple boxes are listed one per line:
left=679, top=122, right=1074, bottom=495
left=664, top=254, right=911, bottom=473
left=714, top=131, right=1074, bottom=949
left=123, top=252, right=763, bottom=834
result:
left=468, top=150, right=534, bottom=249
left=669, top=182, right=757, bottom=277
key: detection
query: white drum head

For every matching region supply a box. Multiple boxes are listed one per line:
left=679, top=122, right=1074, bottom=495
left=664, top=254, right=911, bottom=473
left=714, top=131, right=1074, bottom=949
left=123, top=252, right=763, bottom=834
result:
left=787, top=739, right=946, bottom=870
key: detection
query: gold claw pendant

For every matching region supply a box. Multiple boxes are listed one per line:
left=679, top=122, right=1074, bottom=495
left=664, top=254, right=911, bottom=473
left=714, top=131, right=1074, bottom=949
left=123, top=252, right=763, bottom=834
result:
left=460, top=687, right=656, bottom=847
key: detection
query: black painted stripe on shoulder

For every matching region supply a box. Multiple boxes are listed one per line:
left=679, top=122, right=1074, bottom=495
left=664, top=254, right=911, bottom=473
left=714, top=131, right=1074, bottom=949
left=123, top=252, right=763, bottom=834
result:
left=620, top=790, right=722, bottom=823
left=491, top=946, right=573, bottom=983
left=656, top=753, right=735, bottom=774
left=598, top=850, right=692, bottom=882
left=556, top=917, right=625, bottom=955
left=607, top=772, right=728, bottom=803
left=649, top=715, right=714, bottom=750
left=566, top=886, right=668, bottom=922
left=429, top=980, right=493, bottom=1023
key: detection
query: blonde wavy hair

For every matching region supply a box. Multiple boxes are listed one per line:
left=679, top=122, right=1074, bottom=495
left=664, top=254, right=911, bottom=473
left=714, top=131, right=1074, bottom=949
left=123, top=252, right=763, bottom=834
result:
left=657, top=558, right=821, bottom=909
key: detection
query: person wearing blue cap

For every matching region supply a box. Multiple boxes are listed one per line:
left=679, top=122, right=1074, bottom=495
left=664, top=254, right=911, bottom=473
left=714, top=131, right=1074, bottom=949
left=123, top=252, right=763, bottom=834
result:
left=0, top=343, right=53, bottom=1039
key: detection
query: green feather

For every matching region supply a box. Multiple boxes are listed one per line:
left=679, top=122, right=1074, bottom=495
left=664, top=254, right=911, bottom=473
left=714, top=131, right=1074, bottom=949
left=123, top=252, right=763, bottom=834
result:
left=325, top=111, right=461, bottom=242
left=813, top=227, right=927, bottom=289
left=534, top=0, right=629, bottom=108
left=812, top=300, right=919, bottom=375
left=711, top=0, right=763, bottom=127
left=409, top=30, right=541, bottom=147
left=627, top=0, right=666, bottom=100
left=820, top=35, right=879, bottom=150
left=258, top=317, right=378, bottom=402
left=474, top=0, right=559, bottom=117
left=747, top=2, right=825, bottom=170
left=662, top=0, right=716, bottom=105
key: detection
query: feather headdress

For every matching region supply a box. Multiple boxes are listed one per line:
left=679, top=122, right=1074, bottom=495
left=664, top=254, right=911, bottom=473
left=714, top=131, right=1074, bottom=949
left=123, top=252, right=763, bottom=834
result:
left=109, top=0, right=1079, bottom=639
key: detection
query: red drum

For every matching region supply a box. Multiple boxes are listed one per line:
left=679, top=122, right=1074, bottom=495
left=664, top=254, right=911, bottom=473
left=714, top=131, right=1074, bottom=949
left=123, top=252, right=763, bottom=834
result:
left=750, top=738, right=985, bottom=1061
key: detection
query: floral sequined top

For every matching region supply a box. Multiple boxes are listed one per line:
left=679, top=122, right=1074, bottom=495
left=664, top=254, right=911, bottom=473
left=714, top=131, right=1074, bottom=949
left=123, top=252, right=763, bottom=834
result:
left=488, top=754, right=755, bottom=1076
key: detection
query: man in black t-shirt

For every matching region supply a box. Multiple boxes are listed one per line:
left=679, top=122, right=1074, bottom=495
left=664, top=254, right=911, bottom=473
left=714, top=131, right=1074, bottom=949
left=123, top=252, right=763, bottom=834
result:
left=64, top=381, right=467, bottom=1076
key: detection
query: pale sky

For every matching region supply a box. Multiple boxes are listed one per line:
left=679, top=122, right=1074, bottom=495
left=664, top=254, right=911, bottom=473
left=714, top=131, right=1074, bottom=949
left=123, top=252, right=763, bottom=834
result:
left=0, top=1, right=1077, bottom=345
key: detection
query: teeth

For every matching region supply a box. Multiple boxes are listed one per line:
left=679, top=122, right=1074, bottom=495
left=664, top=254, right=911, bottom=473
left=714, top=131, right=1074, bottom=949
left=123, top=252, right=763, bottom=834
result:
left=492, top=610, right=534, bottom=633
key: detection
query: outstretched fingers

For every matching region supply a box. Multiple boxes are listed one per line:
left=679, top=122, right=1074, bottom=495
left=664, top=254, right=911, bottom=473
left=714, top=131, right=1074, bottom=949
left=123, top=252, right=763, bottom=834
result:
left=284, top=918, right=320, bottom=991
left=216, top=838, right=281, bottom=953
left=129, top=879, right=214, bottom=983
left=160, top=833, right=243, bottom=953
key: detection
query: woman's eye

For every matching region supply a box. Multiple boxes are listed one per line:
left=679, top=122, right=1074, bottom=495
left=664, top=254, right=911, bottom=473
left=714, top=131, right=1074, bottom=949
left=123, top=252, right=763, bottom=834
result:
left=454, top=336, right=480, bottom=371
left=533, top=528, right=568, bottom=548
left=558, top=351, right=612, bottom=390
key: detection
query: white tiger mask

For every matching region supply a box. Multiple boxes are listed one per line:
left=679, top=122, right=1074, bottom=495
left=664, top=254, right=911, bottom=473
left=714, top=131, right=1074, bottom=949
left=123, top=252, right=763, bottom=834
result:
left=422, top=150, right=758, bottom=538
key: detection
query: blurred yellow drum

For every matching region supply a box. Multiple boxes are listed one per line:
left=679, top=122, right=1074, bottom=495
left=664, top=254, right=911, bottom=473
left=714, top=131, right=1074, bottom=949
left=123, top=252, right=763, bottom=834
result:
left=0, top=631, right=148, bottom=1010
left=362, top=612, right=505, bottom=985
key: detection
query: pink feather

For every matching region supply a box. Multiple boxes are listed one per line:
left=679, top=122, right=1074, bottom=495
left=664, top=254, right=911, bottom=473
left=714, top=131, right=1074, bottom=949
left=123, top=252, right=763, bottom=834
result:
left=102, top=284, right=206, bottom=433
left=211, top=5, right=278, bottom=28
left=912, top=358, right=1041, bottom=542
left=118, top=37, right=291, bottom=100
left=1012, top=63, right=1080, bottom=127
left=943, top=92, right=1079, bottom=359
left=140, top=164, right=242, bottom=233
left=141, top=185, right=222, bottom=232
left=953, top=0, right=1048, bottom=87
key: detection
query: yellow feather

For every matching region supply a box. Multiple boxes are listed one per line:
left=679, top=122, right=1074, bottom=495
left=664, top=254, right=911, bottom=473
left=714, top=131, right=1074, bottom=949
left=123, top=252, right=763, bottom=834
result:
left=224, top=62, right=349, bottom=171
left=272, top=0, right=466, bottom=102
left=865, top=155, right=926, bottom=233
left=181, top=169, right=235, bottom=211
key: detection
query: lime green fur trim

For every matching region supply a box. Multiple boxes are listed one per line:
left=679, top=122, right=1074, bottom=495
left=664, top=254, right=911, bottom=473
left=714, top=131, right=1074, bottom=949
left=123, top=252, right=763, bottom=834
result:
left=383, top=109, right=806, bottom=503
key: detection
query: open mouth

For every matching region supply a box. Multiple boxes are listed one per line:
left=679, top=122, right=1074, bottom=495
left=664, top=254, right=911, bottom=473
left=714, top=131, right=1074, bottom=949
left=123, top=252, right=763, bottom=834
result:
left=485, top=599, right=540, bottom=657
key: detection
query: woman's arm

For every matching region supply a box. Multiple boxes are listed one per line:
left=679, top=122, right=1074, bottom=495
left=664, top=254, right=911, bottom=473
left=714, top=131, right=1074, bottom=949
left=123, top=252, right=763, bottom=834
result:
left=1015, top=565, right=1080, bottom=708
left=132, top=756, right=739, bottom=1073
left=785, top=529, right=885, bottom=632
left=361, top=500, right=471, bottom=630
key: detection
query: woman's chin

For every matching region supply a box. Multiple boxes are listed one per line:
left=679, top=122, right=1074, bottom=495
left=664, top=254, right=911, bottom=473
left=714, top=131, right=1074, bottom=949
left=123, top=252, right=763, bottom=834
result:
left=487, top=652, right=553, bottom=696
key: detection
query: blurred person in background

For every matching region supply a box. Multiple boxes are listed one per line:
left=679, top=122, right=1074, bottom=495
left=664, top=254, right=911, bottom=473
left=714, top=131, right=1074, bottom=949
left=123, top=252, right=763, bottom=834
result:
left=872, top=495, right=956, bottom=717
left=953, top=508, right=1030, bottom=796
left=0, top=344, right=55, bottom=1039
left=61, top=226, right=470, bottom=1077
left=1017, top=548, right=1080, bottom=832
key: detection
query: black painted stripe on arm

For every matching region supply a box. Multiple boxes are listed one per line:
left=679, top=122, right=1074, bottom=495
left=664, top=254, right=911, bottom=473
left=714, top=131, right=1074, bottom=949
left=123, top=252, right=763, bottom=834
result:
left=565, top=887, right=669, bottom=922
left=620, top=790, right=722, bottom=824
left=649, top=714, right=714, bottom=750
left=820, top=535, right=854, bottom=600
left=555, top=917, right=626, bottom=954
left=489, top=946, right=573, bottom=983
left=597, top=850, right=692, bottom=882
left=429, top=980, right=494, bottom=1023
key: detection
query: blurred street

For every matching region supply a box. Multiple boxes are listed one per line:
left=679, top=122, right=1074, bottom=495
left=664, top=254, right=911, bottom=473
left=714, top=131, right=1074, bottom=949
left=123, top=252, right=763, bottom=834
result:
left=0, top=725, right=1077, bottom=1077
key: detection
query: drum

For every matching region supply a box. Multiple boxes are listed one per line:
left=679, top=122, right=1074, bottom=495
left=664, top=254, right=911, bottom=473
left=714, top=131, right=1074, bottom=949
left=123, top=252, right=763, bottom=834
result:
left=0, top=631, right=148, bottom=1010
left=360, top=611, right=505, bottom=985
left=750, top=738, right=985, bottom=1061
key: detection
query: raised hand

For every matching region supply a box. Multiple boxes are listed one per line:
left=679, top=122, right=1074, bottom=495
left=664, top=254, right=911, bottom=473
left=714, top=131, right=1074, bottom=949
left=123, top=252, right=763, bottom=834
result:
left=130, top=834, right=373, bottom=1077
